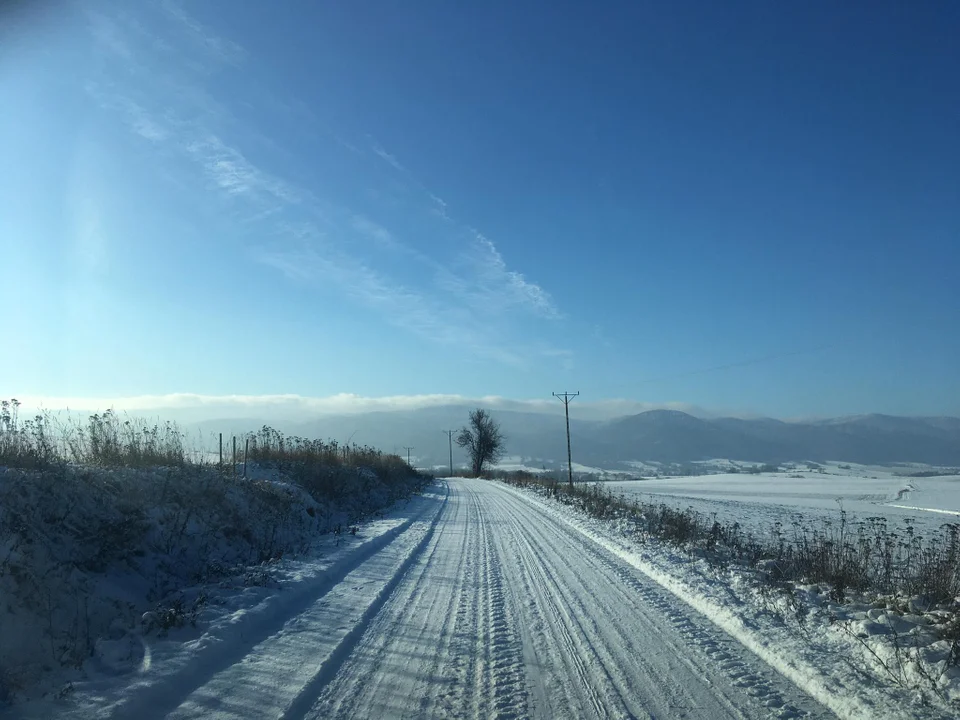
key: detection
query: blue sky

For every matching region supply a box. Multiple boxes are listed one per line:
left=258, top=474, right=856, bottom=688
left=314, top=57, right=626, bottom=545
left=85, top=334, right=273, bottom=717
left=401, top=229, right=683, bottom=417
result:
left=1, top=0, right=958, bottom=419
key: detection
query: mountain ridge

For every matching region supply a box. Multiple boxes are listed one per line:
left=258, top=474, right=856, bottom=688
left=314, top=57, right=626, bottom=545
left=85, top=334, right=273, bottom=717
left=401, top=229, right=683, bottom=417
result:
left=186, top=406, right=960, bottom=470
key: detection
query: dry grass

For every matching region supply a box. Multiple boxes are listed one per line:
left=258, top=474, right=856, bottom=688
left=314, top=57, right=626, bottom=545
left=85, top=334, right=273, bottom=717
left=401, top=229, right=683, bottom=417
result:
left=500, top=471, right=960, bottom=607
left=0, top=400, right=430, bottom=701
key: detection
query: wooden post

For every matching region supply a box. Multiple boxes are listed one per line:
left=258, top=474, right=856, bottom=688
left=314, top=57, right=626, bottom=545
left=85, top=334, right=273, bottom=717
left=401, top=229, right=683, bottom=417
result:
left=219, top=433, right=223, bottom=471
left=243, top=438, right=249, bottom=478
left=232, top=436, right=237, bottom=476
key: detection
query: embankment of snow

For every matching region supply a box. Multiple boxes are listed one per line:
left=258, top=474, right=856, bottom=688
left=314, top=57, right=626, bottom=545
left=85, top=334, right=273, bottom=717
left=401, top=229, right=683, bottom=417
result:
left=51, top=486, right=448, bottom=720
left=500, top=482, right=960, bottom=719
left=0, top=461, right=429, bottom=709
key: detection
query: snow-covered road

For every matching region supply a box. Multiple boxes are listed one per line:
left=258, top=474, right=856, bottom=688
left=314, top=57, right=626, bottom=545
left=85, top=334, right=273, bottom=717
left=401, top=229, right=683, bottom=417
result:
left=99, top=479, right=834, bottom=719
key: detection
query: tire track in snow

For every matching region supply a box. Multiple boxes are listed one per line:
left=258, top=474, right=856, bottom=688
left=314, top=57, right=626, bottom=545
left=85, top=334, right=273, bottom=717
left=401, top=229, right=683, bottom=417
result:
left=491, top=494, right=621, bottom=718
left=489, top=484, right=830, bottom=719
left=473, top=490, right=527, bottom=720
left=524, top=490, right=817, bottom=718
left=558, top=525, right=808, bottom=718
left=456, top=489, right=486, bottom=717
left=276, top=483, right=451, bottom=720
left=308, top=481, right=474, bottom=719
left=498, top=489, right=710, bottom=719
left=304, top=481, right=527, bottom=720
left=497, top=489, right=671, bottom=719
left=106, top=489, right=447, bottom=720
left=436, top=487, right=485, bottom=717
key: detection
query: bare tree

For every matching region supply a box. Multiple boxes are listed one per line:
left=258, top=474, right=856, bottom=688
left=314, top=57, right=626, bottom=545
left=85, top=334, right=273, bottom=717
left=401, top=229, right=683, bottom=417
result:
left=456, top=408, right=505, bottom=476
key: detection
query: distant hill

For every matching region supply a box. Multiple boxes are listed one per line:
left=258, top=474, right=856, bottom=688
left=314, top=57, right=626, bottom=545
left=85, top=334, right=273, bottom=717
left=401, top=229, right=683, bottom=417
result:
left=187, top=406, right=960, bottom=471
left=608, top=411, right=960, bottom=466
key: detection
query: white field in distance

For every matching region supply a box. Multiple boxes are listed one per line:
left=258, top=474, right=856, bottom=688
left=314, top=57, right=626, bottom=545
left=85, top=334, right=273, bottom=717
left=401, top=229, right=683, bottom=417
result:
left=606, top=461, right=960, bottom=538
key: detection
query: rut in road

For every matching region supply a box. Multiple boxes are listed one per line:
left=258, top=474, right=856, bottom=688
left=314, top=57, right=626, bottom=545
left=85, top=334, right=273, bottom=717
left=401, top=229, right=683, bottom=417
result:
left=307, top=481, right=527, bottom=719
left=303, top=480, right=832, bottom=720
left=488, top=486, right=821, bottom=719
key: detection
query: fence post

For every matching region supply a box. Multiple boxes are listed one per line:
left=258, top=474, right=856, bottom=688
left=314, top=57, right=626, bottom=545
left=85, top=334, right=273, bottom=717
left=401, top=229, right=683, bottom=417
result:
left=232, top=436, right=237, bottom=476
left=219, top=433, right=223, bottom=471
left=243, top=438, right=249, bottom=478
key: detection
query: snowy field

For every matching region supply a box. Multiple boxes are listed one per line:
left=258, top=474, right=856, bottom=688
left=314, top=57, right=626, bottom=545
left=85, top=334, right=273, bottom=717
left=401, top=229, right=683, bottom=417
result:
left=10, top=476, right=958, bottom=718
left=606, top=462, right=960, bottom=539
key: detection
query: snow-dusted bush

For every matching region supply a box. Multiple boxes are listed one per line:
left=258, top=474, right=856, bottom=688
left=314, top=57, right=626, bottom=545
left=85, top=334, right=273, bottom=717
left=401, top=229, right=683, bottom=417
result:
left=0, top=400, right=189, bottom=470
left=244, top=426, right=427, bottom=522
left=0, top=465, right=302, bottom=694
left=0, top=403, right=429, bottom=704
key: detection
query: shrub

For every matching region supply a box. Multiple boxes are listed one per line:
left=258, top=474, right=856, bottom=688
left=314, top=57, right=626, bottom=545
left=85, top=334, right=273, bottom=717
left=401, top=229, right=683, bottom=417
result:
left=498, top=472, right=960, bottom=606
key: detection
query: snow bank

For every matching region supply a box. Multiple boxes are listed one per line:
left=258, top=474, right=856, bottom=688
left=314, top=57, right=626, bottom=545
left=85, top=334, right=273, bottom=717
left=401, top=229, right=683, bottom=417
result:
left=0, top=461, right=428, bottom=708
left=501, top=481, right=960, bottom=718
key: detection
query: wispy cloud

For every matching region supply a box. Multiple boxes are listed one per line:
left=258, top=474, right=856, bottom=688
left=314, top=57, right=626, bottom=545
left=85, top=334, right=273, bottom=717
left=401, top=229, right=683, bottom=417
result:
left=333, top=134, right=363, bottom=155
left=84, top=6, right=567, bottom=368
left=353, top=138, right=560, bottom=320
left=367, top=138, right=452, bottom=221
left=428, top=192, right=449, bottom=220
left=433, top=231, right=560, bottom=321
left=184, top=134, right=301, bottom=207
left=84, top=88, right=169, bottom=142
left=469, top=232, right=560, bottom=318
left=370, top=141, right=406, bottom=172
left=253, top=241, right=526, bottom=365
left=159, top=0, right=246, bottom=66
left=355, top=140, right=561, bottom=325
left=351, top=215, right=397, bottom=249
left=87, top=12, right=132, bottom=59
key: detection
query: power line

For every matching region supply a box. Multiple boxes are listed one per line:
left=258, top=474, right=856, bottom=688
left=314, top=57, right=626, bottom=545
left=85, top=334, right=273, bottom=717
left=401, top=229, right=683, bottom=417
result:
left=442, top=430, right=455, bottom=477
left=552, top=392, right=579, bottom=488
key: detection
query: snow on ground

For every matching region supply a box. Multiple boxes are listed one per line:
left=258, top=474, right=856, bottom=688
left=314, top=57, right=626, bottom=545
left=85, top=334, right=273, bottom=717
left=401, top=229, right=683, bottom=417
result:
left=491, top=456, right=554, bottom=473
left=33, top=479, right=839, bottom=720
left=8, top=488, right=447, bottom=720
left=493, top=457, right=632, bottom=478
left=0, top=459, right=427, bottom=711
left=606, top=463, right=960, bottom=539
left=503, top=481, right=960, bottom=718
left=622, top=459, right=662, bottom=473
left=10, top=473, right=959, bottom=719
left=570, top=461, right=624, bottom=476
left=24, top=477, right=958, bottom=720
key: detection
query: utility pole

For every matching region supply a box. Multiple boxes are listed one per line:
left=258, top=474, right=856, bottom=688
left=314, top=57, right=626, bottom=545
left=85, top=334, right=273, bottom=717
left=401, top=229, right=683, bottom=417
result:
left=442, top=430, right=455, bottom=476
left=403, top=446, right=414, bottom=467
left=552, top=392, right=579, bottom=488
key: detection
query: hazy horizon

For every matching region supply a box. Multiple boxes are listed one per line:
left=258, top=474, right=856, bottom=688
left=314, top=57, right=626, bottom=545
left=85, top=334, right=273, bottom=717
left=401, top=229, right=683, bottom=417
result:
left=6, top=392, right=960, bottom=426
